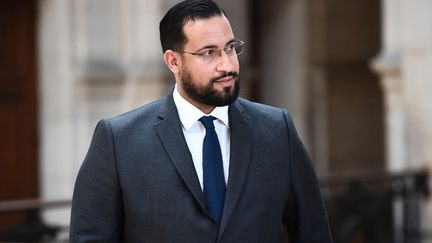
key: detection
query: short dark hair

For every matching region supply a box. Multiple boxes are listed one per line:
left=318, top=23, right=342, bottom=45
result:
left=159, top=0, right=225, bottom=53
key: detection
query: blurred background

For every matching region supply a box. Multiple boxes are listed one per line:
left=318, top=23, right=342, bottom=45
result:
left=1, top=0, right=432, bottom=242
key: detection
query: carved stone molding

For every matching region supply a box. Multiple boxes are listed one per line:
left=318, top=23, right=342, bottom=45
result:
left=370, top=51, right=401, bottom=78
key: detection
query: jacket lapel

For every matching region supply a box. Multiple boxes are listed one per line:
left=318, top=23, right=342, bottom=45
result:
left=155, top=94, right=253, bottom=231
left=154, top=93, right=206, bottom=211
left=219, top=100, right=253, bottom=236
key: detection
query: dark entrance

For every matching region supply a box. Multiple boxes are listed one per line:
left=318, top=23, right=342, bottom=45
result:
left=0, top=0, right=39, bottom=229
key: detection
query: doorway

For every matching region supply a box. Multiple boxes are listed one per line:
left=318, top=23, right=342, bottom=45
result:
left=0, top=0, right=39, bottom=229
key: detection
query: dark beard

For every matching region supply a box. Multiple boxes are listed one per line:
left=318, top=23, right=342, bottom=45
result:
left=180, top=70, right=240, bottom=107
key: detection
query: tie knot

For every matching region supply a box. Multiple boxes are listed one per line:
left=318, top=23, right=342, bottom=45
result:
left=199, top=116, right=216, bottom=129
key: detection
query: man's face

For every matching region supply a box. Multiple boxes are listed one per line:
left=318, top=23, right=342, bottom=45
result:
left=177, top=15, right=240, bottom=111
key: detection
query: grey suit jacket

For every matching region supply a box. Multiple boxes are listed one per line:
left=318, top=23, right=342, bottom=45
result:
left=70, top=92, right=332, bottom=243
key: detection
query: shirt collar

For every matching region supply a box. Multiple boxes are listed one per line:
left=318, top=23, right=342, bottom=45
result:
left=173, top=85, right=229, bottom=131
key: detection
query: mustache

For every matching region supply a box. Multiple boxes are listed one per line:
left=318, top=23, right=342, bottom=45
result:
left=210, top=72, right=239, bottom=83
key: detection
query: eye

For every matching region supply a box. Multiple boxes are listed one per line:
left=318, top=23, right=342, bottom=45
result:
left=200, top=49, right=216, bottom=57
left=226, top=42, right=236, bottom=51
left=224, top=42, right=236, bottom=54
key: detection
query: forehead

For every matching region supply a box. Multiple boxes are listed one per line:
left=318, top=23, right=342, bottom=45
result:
left=183, top=15, right=234, bottom=48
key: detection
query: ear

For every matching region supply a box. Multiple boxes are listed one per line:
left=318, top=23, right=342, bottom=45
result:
left=163, top=50, right=181, bottom=74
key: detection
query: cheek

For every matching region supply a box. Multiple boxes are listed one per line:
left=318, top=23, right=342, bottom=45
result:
left=188, top=61, right=211, bottom=76
left=194, top=67, right=215, bottom=83
left=233, top=58, right=240, bottom=72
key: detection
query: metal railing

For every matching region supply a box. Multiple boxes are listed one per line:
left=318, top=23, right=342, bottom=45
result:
left=320, top=169, right=429, bottom=243
left=0, top=198, right=71, bottom=242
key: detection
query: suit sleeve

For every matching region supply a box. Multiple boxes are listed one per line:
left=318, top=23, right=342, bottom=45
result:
left=282, top=110, right=333, bottom=243
left=70, top=120, right=124, bottom=242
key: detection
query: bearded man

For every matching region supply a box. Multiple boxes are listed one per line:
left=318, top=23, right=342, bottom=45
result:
left=70, top=0, right=332, bottom=242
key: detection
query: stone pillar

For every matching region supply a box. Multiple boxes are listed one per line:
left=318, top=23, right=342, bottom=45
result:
left=38, top=0, right=169, bottom=227
left=401, top=0, right=432, bottom=238
left=308, top=0, right=329, bottom=173
left=38, top=0, right=76, bottom=225
left=256, top=0, right=312, bottom=148
left=73, top=0, right=127, bottom=176
left=370, top=0, right=406, bottom=241
left=372, top=0, right=432, bottom=240
left=371, top=57, right=405, bottom=173
left=402, top=0, right=432, bottom=169
left=72, top=0, right=169, bottom=173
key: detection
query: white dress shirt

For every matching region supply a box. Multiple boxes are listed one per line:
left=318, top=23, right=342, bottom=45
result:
left=173, top=86, right=230, bottom=190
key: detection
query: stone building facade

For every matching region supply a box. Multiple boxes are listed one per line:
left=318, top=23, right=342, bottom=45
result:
left=35, top=0, right=432, bottom=240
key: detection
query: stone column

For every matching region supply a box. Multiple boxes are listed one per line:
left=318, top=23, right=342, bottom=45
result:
left=256, top=0, right=312, bottom=148
left=38, top=0, right=169, bottom=227
left=371, top=56, right=405, bottom=173
left=401, top=0, right=432, bottom=239
left=72, top=0, right=169, bottom=171
left=38, top=0, right=76, bottom=226
left=370, top=0, right=406, bottom=241
left=372, top=0, right=432, bottom=240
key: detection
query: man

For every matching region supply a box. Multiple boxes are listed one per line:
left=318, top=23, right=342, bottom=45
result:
left=70, top=0, right=332, bottom=242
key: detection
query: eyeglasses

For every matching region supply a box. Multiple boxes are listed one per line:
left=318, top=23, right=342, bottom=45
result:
left=178, top=39, right=244, bottom=63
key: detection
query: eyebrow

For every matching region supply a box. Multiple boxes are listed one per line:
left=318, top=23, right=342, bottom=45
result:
left=195, top=38, right=236, bottom=52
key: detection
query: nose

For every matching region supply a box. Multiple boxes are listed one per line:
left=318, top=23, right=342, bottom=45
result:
left=216, top=50, right=236, bottom=73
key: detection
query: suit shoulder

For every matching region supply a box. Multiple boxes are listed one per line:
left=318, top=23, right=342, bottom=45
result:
left=235, top=97, right=289, bottom=120
left=103, top=98, right=164, bottom=131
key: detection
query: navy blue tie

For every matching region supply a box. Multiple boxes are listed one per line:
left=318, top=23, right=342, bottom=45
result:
left=199, top=116, right=226, bottom=224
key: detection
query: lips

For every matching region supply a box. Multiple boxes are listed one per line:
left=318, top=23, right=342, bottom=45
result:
left=214, top=76, right=235, bottom=87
